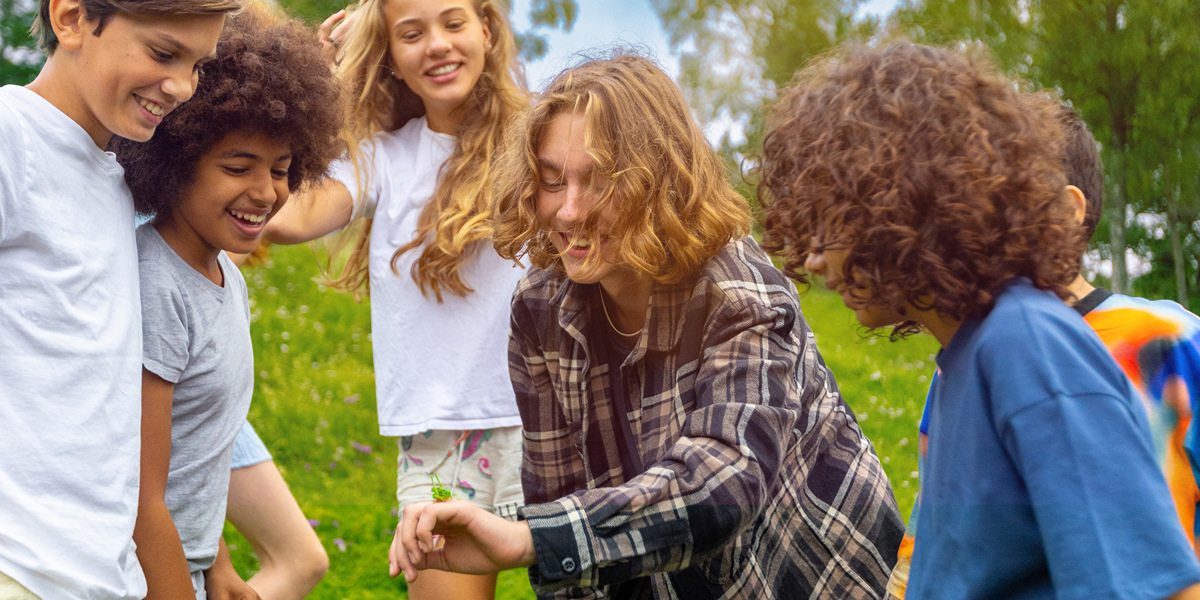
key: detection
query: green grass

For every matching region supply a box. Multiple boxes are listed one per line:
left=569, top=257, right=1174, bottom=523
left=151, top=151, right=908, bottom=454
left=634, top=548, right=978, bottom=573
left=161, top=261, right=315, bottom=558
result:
left=229, top=244, right=938, bottom=598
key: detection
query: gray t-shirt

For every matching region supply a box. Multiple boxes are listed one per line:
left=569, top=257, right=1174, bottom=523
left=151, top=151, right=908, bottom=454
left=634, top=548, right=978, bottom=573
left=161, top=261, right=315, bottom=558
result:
left=137, top=225, right=253, bottom=581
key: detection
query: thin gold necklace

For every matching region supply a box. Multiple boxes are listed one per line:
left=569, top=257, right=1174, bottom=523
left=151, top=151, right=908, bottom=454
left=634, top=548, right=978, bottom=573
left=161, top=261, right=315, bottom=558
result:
left=599, top=290, right=643, bottom=338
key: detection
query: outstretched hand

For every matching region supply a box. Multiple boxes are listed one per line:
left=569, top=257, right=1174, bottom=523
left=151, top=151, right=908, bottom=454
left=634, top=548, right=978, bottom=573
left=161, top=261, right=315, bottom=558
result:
left=388, top=500, right=537, bottom=583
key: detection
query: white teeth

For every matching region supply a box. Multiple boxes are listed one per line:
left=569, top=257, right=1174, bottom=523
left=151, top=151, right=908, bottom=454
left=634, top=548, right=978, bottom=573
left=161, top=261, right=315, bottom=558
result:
left=428, top=63, right=459, bottom=76
left=229, top=210, right=266, bottom=224
left=567, top=237, right=590, bottom=249
left=137, top=97, right=166, bottom=116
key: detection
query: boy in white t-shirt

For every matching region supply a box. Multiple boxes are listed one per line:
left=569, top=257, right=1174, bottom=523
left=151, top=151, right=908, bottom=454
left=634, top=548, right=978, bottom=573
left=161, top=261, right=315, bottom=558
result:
left=0, top=0, right=234, bottom=598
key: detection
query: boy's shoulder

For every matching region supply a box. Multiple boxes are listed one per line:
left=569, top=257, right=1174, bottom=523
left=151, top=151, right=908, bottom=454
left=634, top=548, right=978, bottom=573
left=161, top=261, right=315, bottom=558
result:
left=967, top=278, right=1132, bottom=403
left=964, top=278, right=1102, bottom=371
left=980, top=278, right=1081, bottom=336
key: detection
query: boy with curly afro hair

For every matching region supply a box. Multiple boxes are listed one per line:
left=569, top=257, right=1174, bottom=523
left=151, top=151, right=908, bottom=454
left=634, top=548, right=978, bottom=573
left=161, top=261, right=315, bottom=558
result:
left=110, top=3, right=342, bottom=598
left=759, top=42, right=1200, bottom=599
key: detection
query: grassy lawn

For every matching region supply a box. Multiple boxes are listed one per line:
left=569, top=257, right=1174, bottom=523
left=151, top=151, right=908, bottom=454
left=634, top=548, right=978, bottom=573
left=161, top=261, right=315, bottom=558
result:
left=228, top=243, right=937, bottom=598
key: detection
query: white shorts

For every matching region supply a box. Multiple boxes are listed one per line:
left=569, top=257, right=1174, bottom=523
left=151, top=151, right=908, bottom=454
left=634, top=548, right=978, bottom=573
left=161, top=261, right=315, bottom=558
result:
left=396, top=426, right=524, bottom=521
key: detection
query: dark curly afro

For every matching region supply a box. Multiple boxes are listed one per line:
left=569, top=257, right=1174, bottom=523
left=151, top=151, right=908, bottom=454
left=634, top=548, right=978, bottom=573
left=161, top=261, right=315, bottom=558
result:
left=111, top=2, right=343, bottom=218
left=759, top=42, right=1083, bottom=336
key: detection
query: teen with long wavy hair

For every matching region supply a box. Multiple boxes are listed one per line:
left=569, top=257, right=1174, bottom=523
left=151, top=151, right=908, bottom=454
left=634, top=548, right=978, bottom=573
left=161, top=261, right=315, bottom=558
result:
left=388, top=52, right=903, bottom=600
left=262, top=0, right=526, bottom=598
left=760, top=41, right=1200, bottom=599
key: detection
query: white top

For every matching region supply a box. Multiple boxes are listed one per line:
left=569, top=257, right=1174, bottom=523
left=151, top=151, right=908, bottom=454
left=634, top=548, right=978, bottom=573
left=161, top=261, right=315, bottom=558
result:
left=138, top=226, right=253, bottom=581
left=329, top=116, right=523, bottom=436
left=0, top=85, right=146, bottom=600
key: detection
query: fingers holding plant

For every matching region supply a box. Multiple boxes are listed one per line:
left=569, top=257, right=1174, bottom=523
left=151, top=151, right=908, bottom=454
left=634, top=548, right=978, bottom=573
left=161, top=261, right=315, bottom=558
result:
left=388, top=500, right=538, bottom=582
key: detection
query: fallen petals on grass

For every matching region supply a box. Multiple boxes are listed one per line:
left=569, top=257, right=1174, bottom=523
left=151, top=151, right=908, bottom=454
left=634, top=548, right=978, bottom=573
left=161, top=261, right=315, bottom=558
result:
left=351, top=441, right=373, bottom=454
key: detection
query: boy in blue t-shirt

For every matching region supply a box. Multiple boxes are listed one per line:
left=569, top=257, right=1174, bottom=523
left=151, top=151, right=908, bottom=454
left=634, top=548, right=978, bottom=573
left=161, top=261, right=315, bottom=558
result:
left=0, top=0, right=234, bottom=598
left=887, top=107, right=1200, bottom=598
left=759, top=42, right=1200, bottom=599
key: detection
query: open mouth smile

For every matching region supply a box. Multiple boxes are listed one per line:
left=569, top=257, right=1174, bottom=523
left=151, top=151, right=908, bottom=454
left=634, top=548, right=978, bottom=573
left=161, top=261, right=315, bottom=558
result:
left=228, top=209, right=267, bottom=225
left=427, top=62, right=461, bottom=77
left=136, top=96, right=168, bottom=117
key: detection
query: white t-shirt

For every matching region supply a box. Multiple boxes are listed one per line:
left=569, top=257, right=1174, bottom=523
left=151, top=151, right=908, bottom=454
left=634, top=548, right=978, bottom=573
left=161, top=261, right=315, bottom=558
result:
left=0, top=85, right=146, bottom=600
left=330, top=116, right=523, bottom=436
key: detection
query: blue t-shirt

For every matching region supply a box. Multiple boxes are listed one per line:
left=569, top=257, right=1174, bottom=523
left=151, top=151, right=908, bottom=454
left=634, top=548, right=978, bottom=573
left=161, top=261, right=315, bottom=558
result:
left=908, top=279, right=1200, bottom=599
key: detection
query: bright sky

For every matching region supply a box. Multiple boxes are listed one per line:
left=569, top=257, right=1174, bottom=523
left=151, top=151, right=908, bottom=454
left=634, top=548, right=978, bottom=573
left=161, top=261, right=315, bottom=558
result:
left=510, top=0, right=901, bottom=92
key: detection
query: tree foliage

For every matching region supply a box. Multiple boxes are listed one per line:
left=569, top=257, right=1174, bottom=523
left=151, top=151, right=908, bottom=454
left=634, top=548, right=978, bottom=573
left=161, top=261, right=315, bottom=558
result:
left=651, top=0, right=876, bottom=152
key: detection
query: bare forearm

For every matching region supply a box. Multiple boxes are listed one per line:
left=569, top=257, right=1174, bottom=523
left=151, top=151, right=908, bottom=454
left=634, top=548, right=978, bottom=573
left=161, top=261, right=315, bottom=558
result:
left=264, top=179, right=353, bottom=245
left=134, top=502, right=194, bottom=600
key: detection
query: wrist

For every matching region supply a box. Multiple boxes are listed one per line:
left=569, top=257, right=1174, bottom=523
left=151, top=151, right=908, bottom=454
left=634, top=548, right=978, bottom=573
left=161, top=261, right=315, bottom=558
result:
left=514, top=521, right=538, bottom=568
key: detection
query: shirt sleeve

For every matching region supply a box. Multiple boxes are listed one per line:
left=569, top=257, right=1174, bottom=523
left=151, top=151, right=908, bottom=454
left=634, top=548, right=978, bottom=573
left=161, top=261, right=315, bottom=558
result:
left=518, top=296, right=800, bottom=595
left=327, top=139, right=382, bottom=221
left=139, top=256, right=190, bottom=383
left=998, top=361, right=1200, bottom=598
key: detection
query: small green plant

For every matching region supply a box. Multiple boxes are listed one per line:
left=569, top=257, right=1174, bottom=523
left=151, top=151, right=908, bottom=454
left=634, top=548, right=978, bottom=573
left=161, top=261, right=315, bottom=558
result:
left=430, top=474, right=456, bottom=502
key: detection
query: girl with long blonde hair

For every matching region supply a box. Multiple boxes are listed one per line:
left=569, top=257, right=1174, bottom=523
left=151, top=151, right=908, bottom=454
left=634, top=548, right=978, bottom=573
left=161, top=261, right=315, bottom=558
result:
left=264, top=1, right=526, bottom=597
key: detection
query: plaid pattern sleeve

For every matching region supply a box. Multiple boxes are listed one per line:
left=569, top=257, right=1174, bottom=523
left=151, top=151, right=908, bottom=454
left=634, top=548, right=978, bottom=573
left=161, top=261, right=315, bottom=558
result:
left=512, top=238, right=903, bottom=600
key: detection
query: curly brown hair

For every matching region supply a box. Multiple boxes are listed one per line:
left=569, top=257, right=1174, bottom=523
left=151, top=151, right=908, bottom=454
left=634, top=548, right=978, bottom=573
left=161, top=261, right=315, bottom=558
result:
left=110, top=1, right=343, bottom=218
left=491, top=52, right=751, bottom=283
left=759, top=42, right=1083, bottom=336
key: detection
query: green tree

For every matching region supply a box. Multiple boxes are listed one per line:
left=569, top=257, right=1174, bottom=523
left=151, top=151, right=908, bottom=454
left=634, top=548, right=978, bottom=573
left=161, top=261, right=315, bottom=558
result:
left=651, top=0, right=876, bottom=154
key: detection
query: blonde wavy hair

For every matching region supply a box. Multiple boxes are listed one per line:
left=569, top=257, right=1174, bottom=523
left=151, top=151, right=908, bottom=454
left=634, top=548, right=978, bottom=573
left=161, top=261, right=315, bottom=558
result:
left=492, top=52, right=751, bottom=283
left=324, top=0, right=527, bottom=300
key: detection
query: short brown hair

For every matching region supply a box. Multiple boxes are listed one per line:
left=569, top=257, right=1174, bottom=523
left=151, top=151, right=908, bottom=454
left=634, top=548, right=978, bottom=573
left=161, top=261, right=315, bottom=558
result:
left=110, top=1, right=343, bottom=217
left=760, top=42, right=1082, bottom=336
left=1058, top=106, right=1105, bottom=241
left=491, top=52, right=752, bottom=284
left=35, top=0, right=240, bottom=54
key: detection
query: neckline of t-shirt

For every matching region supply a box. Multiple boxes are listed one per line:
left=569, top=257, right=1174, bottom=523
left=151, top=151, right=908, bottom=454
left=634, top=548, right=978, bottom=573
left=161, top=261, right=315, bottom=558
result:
left=144, top=224, right=232, bottom=299
left=2, top=85, right=124, bottom=174
left=417, top=115, right=456, bottom=144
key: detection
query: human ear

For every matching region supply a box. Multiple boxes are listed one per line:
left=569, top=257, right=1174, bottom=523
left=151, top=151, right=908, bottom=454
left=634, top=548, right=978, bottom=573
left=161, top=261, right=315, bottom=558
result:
left=48, top=0, right=87, bottom=51
left=1064, top=185, right=1087, bottom=227
left=481, top=16, right=492, bottom=50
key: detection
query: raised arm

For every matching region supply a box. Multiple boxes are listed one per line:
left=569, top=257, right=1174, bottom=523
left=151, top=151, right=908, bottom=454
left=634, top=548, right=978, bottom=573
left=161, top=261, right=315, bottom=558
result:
left=133, top=368, right=195, bottom=600
left=264, top=178, right=354, bottom=245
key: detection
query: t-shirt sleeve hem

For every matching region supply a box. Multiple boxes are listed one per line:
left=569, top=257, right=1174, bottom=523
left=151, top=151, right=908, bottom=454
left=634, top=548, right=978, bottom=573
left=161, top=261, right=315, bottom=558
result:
left=142, top=357, right=183, bottom=384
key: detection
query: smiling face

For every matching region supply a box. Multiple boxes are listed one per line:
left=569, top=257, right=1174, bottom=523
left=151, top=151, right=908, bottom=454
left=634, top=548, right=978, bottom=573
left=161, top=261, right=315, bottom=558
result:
left=534, top=110, right=649, bottom=300
left=383, top=0, right=490, bottom=133
left=69, top=11, right=225, bottom=146
left=803, top=242, right=906, bottom=330
left=158, top=130, right=291, bottom=274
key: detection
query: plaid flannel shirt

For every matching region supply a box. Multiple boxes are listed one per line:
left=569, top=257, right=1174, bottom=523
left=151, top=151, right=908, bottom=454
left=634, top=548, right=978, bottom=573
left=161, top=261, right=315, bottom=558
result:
left=511, top=238, right=903, bottom=599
